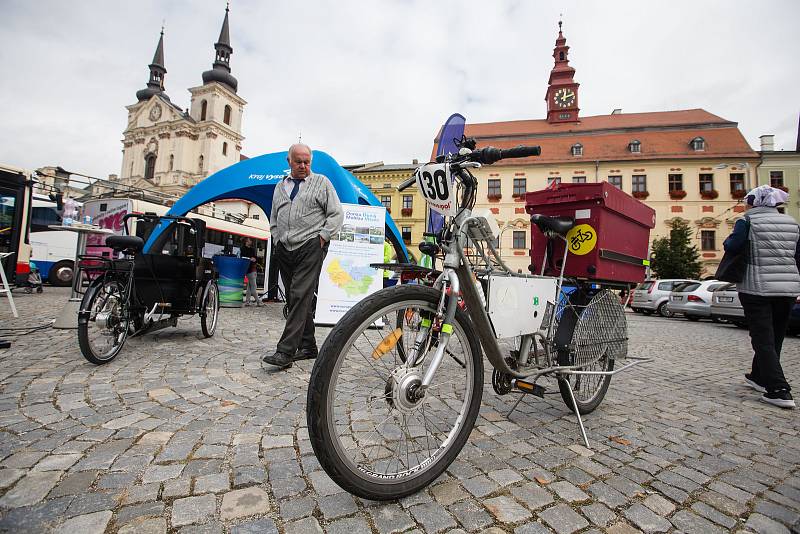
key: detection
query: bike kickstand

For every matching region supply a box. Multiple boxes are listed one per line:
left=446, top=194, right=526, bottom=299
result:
left=506, top=393, right=525, bottom=418
left=559, top=377, right=590, bottom=449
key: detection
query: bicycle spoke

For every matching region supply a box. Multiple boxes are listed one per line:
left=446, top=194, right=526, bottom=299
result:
left=326, top=295, right=476, bottom=481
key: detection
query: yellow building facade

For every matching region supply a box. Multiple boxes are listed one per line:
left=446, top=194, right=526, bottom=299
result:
left=348, top=162, right=426, bottom=260
left=756, top=135, right=800, bottom=222
left=464, top=157, right=758, bottom=274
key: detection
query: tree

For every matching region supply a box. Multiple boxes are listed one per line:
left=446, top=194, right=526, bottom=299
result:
left=650, top=219, right=702, bottom=279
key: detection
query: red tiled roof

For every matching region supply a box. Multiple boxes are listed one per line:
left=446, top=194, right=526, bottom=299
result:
left=431, top=109, right=758, bottom=164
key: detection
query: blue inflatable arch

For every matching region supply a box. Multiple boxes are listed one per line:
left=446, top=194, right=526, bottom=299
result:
left=143, top=150, right=409, bottom=261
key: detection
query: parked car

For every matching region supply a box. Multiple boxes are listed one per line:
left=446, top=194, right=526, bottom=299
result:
left=631, top=279, right=698, bottom=317
left=710, top=283, right=747, bottom=328
left=669, top=280, right=729, bottom=321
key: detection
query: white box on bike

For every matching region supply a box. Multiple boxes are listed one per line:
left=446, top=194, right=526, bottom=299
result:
left=486, top=275, right=557, bottom=338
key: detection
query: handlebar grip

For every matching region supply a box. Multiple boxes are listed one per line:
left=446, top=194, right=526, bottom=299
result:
left=397, top=175, right=417, bottom=192
left=500, top=145, right=541, bottom=159
left=468, top=145, right=541, bottom=165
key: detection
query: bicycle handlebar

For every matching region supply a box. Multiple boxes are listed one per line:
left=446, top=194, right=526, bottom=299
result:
left=467, top=145, right=541, bottom=165
left=397, top=143, right=540, bottom=192
left=397, top=176, right=417, bottom=192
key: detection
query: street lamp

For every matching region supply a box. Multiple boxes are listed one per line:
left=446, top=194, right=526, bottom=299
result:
left=715, top=162, right=752, bottom=191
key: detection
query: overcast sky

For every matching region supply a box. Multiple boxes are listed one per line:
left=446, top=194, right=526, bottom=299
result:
left=1, top=0, right=798, bottom=180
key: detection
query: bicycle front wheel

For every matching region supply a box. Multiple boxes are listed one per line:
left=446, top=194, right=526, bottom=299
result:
left=307, top=284, right=483, bottom=500
left=556, top=289, right=626, bottom=414
left=77, top=279, right=130, bottom=365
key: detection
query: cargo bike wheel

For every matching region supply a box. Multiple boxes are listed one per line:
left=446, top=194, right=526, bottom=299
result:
left=555, top=289, right=626, bottom=415
left=77, top=279, right=130, bottom=365
left=307, top=285, right=483, bottom=500
left=200, top=281, right=220, bottom=338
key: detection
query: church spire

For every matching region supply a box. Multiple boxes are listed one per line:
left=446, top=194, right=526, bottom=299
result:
left=136, top=28, right=170, bottom=102
left=202, top=3, right=238, bottom=93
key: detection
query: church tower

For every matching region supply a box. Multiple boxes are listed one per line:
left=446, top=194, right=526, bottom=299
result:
left=118, top=6, right=247, bottom=197
left=188, top=3, right=247, bottom=177
left=545, top=21, right=580, bottom=124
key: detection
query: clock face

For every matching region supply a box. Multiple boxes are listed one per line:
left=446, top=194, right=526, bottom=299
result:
left=553, top=88, right=575, bottom=108
left=149, top=104, right=162, bottom=121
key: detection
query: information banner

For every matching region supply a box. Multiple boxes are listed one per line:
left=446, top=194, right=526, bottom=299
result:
left=315, top=203, right=385, bottom=325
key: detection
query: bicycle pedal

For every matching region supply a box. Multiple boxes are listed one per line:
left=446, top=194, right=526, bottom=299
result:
left=514, top=380, right=545, bottom=398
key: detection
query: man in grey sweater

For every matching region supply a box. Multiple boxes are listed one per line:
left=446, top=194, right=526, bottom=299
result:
left=263, top=144, right=343, bottom=369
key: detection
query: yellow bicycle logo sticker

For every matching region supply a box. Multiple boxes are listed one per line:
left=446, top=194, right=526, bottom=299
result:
left=566, top=224, right=597, bottom=255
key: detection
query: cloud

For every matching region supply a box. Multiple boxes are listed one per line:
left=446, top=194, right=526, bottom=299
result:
left=1, top=0, right=798, bottom=180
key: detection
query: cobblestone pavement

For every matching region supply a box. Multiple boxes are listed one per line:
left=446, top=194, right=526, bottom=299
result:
left=0, top=287, right=799, bottom=533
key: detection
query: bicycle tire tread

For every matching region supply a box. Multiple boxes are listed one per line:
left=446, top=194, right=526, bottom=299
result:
left=307, top=284, right=483, bottom=500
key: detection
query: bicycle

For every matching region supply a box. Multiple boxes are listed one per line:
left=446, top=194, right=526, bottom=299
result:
left=306, top=137, right=649, bottom=500
left=77, top=214, right=220, bottom=364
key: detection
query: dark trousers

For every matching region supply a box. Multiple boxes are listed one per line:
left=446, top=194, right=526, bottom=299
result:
left=275, top=239, right=326, bottom=355
left=266, top=240, right=280, bottom=300
left=739, top=292, right=794, bottom=392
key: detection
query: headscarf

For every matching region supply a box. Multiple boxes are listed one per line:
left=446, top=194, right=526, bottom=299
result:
left=745, top=185, right=789, bottom=207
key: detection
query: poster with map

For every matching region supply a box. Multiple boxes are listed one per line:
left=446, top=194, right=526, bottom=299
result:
left=315, top=203, right=385, bottom=325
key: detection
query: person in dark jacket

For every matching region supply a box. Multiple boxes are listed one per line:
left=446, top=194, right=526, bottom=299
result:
left=724, top=185, right=800, bottom=408
left=240, top=238, right=261, bottom=307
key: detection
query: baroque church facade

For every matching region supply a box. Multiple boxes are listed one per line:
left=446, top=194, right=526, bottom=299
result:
left=114, top=7, right=246, bottom=199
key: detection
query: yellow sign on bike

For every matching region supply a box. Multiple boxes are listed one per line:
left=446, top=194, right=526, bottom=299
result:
left=566, top=224, right=597, bottom=255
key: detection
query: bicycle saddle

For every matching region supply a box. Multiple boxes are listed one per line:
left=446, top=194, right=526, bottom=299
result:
left=106, top=235, right=144, bottom=253
left=530, top=214, right=575, bottom=235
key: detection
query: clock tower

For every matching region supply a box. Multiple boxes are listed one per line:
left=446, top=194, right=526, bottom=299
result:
left=546, top=21, right=580, bottom=124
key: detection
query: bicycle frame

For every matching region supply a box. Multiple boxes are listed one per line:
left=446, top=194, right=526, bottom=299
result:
left=406, top=160, right=645, bottom=401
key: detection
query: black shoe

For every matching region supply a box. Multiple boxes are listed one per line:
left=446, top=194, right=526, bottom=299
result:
left=761, top=389, right=795, bottom=409
left=262, top=351, right=293, bottom=369
left=745, top=373, right=767, bottom=393
left=294, top=347, right=318, bottom=361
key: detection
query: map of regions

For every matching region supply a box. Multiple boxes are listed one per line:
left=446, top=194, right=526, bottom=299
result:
left=327, top=258, right=375, bottom=297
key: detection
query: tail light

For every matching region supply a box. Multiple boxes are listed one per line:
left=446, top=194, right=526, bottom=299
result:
left=687, top=295, right=704, bottom=303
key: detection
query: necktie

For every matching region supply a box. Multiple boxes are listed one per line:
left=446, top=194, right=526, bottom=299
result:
left=289, top=178, right=301, bottom=201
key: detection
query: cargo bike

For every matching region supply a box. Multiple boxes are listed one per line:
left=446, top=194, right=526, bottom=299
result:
left=77, top=214, right=220, bottom=364
left=307, top=137, right=652, bottom=499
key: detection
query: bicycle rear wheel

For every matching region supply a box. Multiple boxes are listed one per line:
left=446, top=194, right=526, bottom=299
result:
left=556, top=289, right=626, bottom=414
left=307, top=285, right=483, bottom=500
left=78, top=279, right=130, bottom=364
left=200, top=281, right=219, bottom=337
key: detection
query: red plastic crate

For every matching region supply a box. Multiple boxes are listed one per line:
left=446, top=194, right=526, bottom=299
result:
left=525, top=183, right=655, bottom=285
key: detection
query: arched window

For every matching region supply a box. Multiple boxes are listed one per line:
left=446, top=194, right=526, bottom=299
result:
left=224, top=105, right=232, bottom=125
left=571, top=143, right=583, bottom=156
left=628, top=140, right=641, bottom=153
left=691, top=137, right=705, bottom=151
left=200, top=100, right=207, bottom=121
left=168, top=154, right=174, bottom=171
left=559, top=51, right=565, bottom=61
left=222, top=142, right=228, bottom=156
left=198, top=155, right=204, bottom=173
left=144, top=154, right=156, bottom=180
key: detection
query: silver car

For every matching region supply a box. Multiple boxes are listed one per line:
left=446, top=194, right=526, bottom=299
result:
left=669, top=280, right=730, bottom=321
left=631, top=279, right=697, bottom=317
left=710, top=283, right=747, bottom=328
